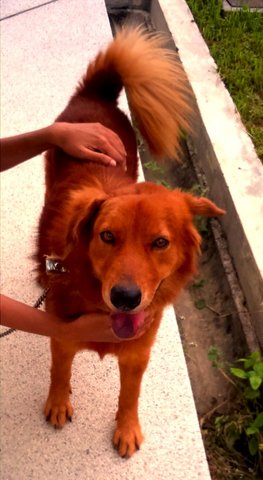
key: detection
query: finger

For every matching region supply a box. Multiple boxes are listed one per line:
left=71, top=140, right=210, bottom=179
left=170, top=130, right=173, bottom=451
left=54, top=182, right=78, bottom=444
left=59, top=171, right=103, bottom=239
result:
left=106, top=140, right=127, bottom=165
left=99, top=130, right=127, bottom=165
left=83, top=149, right=118, bottom=167
left=85, top=148, right=128, bottom=171
left=98, top=143, right=126, bottom=167
left=69, top=146, right=117, bottom=166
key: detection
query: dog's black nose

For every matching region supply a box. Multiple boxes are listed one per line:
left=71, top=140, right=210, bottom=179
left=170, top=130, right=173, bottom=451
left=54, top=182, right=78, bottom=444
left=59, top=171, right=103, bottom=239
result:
left=110, top=284, right=142, bottom=311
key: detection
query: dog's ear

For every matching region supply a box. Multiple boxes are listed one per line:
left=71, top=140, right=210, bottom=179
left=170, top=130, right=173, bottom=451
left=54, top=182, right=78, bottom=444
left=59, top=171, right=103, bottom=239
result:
left=66, top=188, right=108, bottom=243
left=48, top=187, right=108, bottom=258
left=128, top=184, right=225, bottom=219
left=171, top=191, right=225, bottom=265
left=183, top=194, right=225, bottom=259
left=184, top=194, right=225, bottom=217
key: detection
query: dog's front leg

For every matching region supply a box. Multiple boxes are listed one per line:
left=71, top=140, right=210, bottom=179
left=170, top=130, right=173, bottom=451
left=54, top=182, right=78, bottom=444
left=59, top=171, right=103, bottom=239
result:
left=113, top=353, right=150, bottom=458
left=44, top=339, right=77, bottom=428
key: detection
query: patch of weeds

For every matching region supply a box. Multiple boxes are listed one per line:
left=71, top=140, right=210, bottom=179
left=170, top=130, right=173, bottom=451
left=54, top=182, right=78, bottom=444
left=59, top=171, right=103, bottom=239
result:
left=187, top=0, right=263, bottom=162
left=195, top=298, right=207, bottom=310
left=188, top=183, right=208, bottom=198
left=156, top=178, right=173, bottom=189
left=192, top=278, right=209, bottom=312
left=192, top=278, right=206, bottom=289
left=143, top=159, right=173, bottom=189
left=204, top=347, right=263, bottom=478
left=144, top=160, right=165, bottom=175
left=195, top=216, right=209, bottom=235
left=185, top=184, right=210, bottom=234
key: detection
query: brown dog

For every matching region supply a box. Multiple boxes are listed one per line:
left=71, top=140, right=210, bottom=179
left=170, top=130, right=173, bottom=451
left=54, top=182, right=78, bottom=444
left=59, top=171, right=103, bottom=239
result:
left=36, top=28, right=224, bottom=457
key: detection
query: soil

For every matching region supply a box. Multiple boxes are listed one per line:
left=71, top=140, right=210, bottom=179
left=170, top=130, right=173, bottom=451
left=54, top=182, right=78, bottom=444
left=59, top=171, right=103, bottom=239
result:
left=139, top=140, right=262, bottom=478
left=139, top=141, right=243, bottom=418
left=106, top=5, right=260, bottom=477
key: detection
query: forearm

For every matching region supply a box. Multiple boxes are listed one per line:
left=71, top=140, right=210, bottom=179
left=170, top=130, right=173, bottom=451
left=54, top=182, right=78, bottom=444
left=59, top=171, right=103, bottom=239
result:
left=0, top=294, right=117, bottom=342
left=1, top=122, right=126, bottom=172
left=0, top=125, right=55, bottom=172
left=0, top=294, right=67, bottom=338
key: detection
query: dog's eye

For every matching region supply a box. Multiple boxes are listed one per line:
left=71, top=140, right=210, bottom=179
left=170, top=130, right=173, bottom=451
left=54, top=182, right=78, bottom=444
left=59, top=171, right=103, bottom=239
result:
left=100, top=230, right=115, bottom=244
left=152, top=237, right=170, bottom=249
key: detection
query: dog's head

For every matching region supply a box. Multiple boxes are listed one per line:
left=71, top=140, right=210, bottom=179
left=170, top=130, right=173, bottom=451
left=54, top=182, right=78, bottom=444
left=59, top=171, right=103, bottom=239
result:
left=45, top=182, right=224, bottom=337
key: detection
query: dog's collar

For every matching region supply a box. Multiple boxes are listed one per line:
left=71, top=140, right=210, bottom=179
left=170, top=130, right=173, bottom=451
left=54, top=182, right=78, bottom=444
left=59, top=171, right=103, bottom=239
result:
left=45, top=256, right=69, bottom=274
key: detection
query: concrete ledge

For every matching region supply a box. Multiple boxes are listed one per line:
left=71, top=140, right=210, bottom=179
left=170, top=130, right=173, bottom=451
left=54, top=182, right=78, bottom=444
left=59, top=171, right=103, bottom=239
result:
left=154, top=0, right=263, bottom=348
left=222, top=0, right=263, bottom=13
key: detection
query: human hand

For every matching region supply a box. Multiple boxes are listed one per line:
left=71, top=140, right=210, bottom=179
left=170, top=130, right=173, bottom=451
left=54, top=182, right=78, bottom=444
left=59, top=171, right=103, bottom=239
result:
left=0, top=294, right=152, bottom=342
left=62, top=311, right=152, bottom=343
left=50, top=122, right=127, bottom=168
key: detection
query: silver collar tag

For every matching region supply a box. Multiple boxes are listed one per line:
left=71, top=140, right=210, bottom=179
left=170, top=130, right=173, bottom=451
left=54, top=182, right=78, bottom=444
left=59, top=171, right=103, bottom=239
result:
left=45, top=257, right=69, bottom=274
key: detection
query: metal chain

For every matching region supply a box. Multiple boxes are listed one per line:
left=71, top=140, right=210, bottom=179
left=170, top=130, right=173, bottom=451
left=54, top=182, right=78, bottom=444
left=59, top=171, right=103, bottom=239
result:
left=0, top=288, right=49, bottom=339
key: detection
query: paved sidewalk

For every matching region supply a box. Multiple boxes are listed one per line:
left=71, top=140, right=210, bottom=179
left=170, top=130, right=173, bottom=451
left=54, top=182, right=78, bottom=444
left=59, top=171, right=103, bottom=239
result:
left=0, top=1, right=210, bottom=479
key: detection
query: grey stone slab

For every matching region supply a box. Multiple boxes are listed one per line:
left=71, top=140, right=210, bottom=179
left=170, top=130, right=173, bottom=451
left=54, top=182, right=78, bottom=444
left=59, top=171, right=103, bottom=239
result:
left=227, top=0, right=263, bottom=8
left=0, top=0, right=58, bottom=20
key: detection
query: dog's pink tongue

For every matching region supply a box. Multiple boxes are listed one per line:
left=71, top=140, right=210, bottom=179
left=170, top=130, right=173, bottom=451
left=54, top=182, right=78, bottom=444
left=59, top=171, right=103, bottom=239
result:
left=111, top=312, right=145, bottom=338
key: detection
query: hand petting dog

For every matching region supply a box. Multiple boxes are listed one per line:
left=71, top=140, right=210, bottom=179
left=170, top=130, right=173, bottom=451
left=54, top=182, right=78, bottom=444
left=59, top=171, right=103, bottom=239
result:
left=0, top=122, right=126, bottom=172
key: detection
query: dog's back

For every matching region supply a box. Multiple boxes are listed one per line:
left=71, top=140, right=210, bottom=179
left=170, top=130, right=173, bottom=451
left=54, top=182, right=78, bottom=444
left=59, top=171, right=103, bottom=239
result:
left=44, top=27, right=191, bottom=192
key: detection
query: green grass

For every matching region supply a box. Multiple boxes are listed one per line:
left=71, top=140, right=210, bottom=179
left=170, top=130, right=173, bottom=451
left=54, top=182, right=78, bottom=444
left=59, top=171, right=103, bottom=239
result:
left=206, top=348, right=263, bottom=478
left=187, top=0, right=263, bottom=162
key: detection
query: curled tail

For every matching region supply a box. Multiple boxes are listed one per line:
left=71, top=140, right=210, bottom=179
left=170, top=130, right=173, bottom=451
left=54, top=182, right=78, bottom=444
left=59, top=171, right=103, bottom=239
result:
left=77, top=27, right=192, bottom=159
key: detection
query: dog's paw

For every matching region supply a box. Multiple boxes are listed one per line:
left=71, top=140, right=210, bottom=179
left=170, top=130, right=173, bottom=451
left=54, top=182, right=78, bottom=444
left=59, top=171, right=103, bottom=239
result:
left=44, top=396, right=74, bottom=428
left=112, top=421, right=144, bottom=458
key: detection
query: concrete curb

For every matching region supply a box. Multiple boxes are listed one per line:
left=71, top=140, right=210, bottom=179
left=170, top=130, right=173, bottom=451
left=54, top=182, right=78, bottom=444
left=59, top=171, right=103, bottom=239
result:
left=154, top=0, right=263, bottom=349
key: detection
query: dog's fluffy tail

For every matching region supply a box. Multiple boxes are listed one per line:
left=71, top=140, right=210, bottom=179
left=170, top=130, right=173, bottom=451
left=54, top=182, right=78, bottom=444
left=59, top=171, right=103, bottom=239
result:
left=77, top=27, right=192, bottom=159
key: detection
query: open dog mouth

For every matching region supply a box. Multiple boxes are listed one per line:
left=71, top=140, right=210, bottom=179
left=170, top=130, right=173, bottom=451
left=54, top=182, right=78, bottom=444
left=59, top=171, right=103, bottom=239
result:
left=111, top=311, right=146, bottom=339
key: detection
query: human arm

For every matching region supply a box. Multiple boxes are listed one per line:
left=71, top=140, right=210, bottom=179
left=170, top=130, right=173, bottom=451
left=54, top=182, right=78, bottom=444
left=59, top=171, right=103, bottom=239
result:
left=0, top=294, right=147, bottom=342
left=0, top=294, right=120, bottom=342
left=0, top=122, right=126, bottom=172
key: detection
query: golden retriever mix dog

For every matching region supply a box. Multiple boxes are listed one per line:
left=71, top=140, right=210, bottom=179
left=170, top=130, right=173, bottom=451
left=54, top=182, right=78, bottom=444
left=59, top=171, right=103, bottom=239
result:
left=36, top=28, right=224, bottom=457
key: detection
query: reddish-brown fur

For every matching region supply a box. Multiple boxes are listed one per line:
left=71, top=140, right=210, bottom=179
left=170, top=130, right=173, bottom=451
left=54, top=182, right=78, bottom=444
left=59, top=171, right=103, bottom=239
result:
left=37, top=28, right=224, bottom=458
